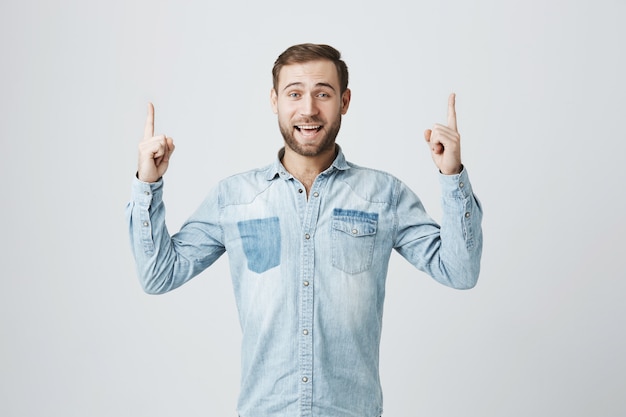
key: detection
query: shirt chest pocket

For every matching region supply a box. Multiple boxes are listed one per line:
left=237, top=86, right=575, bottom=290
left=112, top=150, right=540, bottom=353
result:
left=237, top=217, right=281, bottom=274
left=331, top=209, right=379, bottom=274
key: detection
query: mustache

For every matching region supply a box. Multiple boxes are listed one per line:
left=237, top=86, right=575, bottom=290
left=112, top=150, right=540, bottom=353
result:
left=293, top=117, right=324, bottom=125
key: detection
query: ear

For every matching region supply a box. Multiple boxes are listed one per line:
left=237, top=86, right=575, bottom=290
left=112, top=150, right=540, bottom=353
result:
left=340, top=88, right=351, bottom=115
left=270, top=88, right=278, bottom=114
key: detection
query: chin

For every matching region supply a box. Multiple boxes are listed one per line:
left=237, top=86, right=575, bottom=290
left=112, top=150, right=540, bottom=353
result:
left=286, top=136, right=335, bottom=157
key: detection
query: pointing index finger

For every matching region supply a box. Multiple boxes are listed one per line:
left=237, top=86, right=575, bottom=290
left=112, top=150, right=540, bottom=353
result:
left=447, top=93, right=457, bottom=132
left=144, top=102, right=155, bottom=140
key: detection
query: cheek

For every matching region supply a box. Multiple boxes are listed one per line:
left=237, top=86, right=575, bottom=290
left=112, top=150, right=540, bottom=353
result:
left=278, top=112, right=293, bottom=128
left=277, top=105, right=296, bottom=120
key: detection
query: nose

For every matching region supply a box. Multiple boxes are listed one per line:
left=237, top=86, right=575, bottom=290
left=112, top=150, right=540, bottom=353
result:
left=299, top=94, right=318, bottom=117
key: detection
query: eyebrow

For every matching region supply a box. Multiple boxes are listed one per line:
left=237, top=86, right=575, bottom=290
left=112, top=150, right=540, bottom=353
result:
left=282, top=82, right=337, bottom=93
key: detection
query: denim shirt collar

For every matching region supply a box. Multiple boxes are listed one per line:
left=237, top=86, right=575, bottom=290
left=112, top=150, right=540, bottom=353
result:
left=264, top=144, right=351, bottom=181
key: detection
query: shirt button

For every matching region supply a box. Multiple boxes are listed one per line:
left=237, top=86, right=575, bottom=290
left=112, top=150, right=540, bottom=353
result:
left=352, top=229, right=358, bottom=234
left=143, top=221, right=149, bottom=227
left=303, top=281, right=309, bottom=286
left=465, top=212, right=471, bottom=218
left=298, top=188, right=303, bottom=193
left=305, top=233, right=310, bottom=240
left=303, top=329, right=309, bottom=335
left=459, top=182, right=464, bottom=188
left=313, top=192, right=319, bottom=198
left=302, top=377, right=309, bottom=383
left=144, top=191, right=150, bottom=196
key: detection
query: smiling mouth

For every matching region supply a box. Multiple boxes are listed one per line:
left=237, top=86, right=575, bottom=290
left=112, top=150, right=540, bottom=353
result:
left=295, top=125, right=322, bottom=133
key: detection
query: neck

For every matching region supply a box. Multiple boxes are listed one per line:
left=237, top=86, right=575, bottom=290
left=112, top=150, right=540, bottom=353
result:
left=281, top=145, right=337, bottom=193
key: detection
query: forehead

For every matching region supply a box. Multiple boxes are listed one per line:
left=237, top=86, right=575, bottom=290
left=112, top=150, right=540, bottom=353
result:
left=277, top=60, right=340, bottom=90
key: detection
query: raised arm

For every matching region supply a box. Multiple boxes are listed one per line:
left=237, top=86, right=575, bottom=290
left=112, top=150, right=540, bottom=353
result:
left=127, top=104, right=225, bottom=294
left=395, top=93, right=482, bottom=288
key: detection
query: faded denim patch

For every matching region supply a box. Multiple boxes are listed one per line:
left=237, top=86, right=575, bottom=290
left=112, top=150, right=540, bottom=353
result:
left=331, top=209, right=378, bottom=274
left=237, top=217, right=281, bottom=274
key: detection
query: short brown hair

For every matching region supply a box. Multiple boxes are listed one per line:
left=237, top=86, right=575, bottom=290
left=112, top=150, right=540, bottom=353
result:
left=272, top=43, right=349, bottom=93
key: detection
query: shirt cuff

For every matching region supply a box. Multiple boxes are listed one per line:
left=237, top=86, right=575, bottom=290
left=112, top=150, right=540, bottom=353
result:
left=438, top=166, right=473, bottom=199
left=131, top=175, right=164, bottom=206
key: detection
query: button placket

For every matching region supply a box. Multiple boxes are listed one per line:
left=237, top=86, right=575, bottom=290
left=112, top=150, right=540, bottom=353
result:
left=297, top=179, right=326, bottom=414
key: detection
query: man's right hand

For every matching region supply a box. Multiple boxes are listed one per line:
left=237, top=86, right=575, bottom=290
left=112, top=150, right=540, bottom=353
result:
left=137, top=103, right=175, bottom=183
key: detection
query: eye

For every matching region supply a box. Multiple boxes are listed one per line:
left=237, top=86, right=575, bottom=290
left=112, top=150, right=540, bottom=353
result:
left=317, top=93, right=330, bottom=98
left=288, top=92, right=300, bottom=98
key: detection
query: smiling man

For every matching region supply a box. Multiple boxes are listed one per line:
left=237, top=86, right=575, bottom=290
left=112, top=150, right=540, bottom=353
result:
left=127, top=43, right=483, bottom=417
left=271, top=57, right=350, bottom=196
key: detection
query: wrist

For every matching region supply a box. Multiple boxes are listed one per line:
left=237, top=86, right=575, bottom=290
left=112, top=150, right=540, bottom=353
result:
left=440, top=164, right=463, bottom=175
left=136, top=171, right=161, bottom=183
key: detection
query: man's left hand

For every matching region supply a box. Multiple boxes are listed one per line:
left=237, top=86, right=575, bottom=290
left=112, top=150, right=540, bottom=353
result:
left=424, top=93, right=463, bottom=175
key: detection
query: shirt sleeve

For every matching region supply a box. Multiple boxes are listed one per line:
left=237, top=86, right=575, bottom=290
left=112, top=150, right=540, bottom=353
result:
left=393, top=167, right=483, bottom=289
left=125, top=177, right=226, bottom=294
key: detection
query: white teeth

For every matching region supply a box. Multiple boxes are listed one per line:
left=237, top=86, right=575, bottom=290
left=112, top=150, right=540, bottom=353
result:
left=297, top=125, right=320, bottom=130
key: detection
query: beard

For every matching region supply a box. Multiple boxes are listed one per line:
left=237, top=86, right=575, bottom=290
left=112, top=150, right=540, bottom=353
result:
left=279, top=114, right=342, bottom=157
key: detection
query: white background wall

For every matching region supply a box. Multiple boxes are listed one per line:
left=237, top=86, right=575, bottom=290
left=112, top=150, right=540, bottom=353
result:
left=1, top=0, right=625, bottom=415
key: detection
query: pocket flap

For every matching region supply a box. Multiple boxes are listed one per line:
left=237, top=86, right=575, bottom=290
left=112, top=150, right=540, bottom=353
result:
left=332, top=209, right=378, bottom=237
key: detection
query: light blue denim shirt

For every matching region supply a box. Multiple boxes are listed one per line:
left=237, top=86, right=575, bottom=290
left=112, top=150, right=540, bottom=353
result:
left=127, top=147, right=482, bottom=417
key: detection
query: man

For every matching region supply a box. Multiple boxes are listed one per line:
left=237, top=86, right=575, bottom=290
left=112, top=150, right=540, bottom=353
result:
left=127, top=43, right=482, bottom=417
